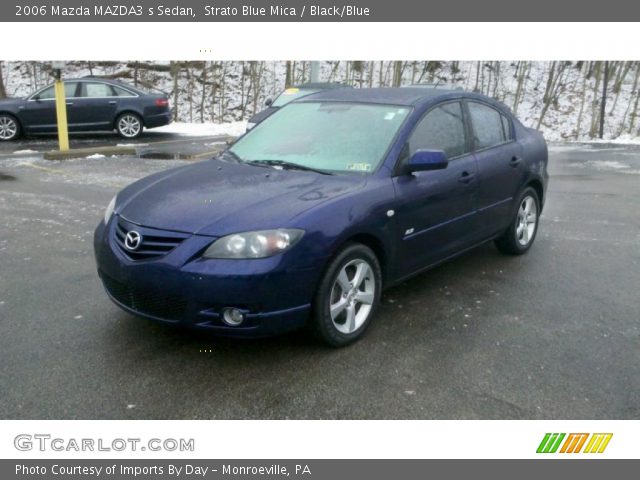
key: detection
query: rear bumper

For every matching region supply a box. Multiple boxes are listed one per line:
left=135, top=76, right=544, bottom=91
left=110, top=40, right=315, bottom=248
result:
left=94, top=218, right=321, bottom=337
left=144, top=111, right=172, bottom=129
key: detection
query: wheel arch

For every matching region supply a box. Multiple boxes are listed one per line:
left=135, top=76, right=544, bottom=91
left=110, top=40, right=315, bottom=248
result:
left=114, top=109, right=145, bottom=128
left=526, top=178, right=544, bottom=211
left=333, top=232, right=389, bottom=285
left=0, top=111, right=23, bottom=127
left=0, top=111, right=23, bottom=139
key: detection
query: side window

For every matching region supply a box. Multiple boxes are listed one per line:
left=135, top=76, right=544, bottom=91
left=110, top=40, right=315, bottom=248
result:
left=468, top=102, right=506, bottom=149
left=408, top=102, right=467, bottom=159
left=81, top=82, right=116, bottom=98
left=64, top=82, right=79, bottom=98
left=33, top=83, right=78, bottom=100
left=35, top=86, right=55, bottom=100
left=112, top=86, right=135, bottom=97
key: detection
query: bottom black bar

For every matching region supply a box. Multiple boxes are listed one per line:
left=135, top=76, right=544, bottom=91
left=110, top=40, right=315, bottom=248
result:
left=3, top=459, right=639, bottom=480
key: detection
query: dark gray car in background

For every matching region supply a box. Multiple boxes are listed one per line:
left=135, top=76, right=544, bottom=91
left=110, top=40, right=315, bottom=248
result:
left=0, top=77, right=171, bottom=141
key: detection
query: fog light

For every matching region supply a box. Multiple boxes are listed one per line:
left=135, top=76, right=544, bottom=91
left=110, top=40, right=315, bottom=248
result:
left=222, top=307, right=245, bottom=326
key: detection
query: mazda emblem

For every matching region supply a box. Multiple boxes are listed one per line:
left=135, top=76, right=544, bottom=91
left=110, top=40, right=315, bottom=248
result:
left=124, top=230, right=142, bottom=251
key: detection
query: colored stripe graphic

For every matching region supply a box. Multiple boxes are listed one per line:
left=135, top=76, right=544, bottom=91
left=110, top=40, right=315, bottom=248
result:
left=560, top=433, right=589, bottom=453
left=536, top=433, right=566, bottom=453
left=584, top=433, right=613, bottom=453
left=538, top=433, right=613, bottom=453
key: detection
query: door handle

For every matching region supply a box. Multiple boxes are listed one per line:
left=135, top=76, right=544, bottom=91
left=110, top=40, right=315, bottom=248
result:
left=108, top=101, right=117, bottom=105
left=458, top=171, right=475, bottom=184
left=510, top=156, right=522, bottom=167
left=66, top=102, right=73, bottom=106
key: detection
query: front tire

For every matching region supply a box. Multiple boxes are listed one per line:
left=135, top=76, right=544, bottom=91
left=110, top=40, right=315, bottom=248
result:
left=311, top=243, right=382, bottom=347
left=116, top=113, right=143, bottom=139
left=494, top=187, right=540, bottom=255
left=0, top=114, right=21, bottom=141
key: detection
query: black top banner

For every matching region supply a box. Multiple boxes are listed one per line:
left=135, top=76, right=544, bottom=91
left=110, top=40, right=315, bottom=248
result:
left=7, top=0, right=640, bottom=21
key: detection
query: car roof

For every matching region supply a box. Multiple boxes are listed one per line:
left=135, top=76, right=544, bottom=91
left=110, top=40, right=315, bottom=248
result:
left=293, top=82, right=351, bottom=90
left=297, top=87, right=482, bottom=107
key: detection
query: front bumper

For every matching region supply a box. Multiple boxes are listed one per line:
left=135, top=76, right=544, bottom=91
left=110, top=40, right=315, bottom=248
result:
left=94, top=217, right=322, bottom=337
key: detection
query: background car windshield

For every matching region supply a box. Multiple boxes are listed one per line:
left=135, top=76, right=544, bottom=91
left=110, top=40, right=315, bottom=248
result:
left=230, top=102, right=410, bottom=173
left=271, top=88, right=322, bottom=107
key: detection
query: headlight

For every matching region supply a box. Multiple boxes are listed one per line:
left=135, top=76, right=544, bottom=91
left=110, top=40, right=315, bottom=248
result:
left=203, top=229, right=304, bottom=259
left=104, top=195, right=116, bottom=224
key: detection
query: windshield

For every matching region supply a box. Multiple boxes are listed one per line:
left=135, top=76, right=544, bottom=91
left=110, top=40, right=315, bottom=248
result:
left=271, top=88, right=322, bottom=107
left=230, top=102, right=410, bottom=173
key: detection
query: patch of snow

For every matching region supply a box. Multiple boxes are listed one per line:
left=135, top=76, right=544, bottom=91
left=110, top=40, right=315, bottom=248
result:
left=86, top=154, right=106, bottom=159
left=153, top=121, right=248, bottom=138
left=12, top=149, right=39, bottom=154
left=582, top=134, right=640, bottom=146
left=590, top=160, right=630, bottom=170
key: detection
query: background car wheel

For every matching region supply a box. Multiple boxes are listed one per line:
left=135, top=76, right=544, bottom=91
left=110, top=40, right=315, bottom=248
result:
left=311, top=243, right=382, bottom=347
left=494, top=187, right=540, bottom=255
left=0, top=114, right=21, bottom=141
left=116, top=113, right=143, bottom=139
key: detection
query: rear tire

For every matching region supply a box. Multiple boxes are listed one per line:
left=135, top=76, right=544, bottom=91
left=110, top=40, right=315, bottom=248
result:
left=0, top=114, right=21, bottom=141
left=494, top=187, right=540, bottom=255
left=310, top=243, right=382, bottom=347
left=116, top=113, right=143, bottom=139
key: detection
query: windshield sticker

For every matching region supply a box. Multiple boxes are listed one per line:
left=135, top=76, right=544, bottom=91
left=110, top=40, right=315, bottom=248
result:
left=347, top=163, right=372, bottom=172
left=283, top=88, right=300, bottom=95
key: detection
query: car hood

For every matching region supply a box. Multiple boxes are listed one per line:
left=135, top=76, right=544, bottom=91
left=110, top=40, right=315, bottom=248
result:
left=118, top=158, right=366, bottom=236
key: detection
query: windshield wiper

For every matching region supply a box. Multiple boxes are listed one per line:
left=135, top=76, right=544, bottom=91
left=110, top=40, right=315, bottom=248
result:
left=247, top=160, right=333, bottom=175
left=217, top=149, right=243, bottom=163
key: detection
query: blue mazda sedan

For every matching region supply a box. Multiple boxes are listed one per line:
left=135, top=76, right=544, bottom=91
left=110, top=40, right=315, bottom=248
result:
left=94, top=88, right=548, bottom=347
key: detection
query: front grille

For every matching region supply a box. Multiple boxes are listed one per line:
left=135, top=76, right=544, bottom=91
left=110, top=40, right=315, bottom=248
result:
left=101, top=273, right=187, bottom=321
left=114, top=219, right=189, bottom=261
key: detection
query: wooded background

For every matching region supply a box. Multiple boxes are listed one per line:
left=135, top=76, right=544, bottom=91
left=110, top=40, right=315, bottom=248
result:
left=1, top=61, right=639, bottom=141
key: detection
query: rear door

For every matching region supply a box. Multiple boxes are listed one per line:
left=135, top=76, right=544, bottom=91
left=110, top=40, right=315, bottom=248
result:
left=466, top=101, right=524, bottom=236
left=71, top=82, right=121, bottom=130
left=392, top=101, right=480, bottom=276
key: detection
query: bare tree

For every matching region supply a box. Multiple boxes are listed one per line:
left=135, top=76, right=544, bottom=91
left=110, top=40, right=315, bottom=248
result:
left=170, top=61, right=180, bottom=122
left=392, top=61, right=404, bottom=87
left=0, top=62, right=6, bottom=98
left=589, top=61, right=603, bottom=138
left=285, top=61, right=292, bottom=88
left=575, top=62, right=590, bottom=140
left=536, top=61, right=568, bottom=130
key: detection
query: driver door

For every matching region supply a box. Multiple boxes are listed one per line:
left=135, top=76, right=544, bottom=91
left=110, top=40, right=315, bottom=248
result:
left=19, top=82, right=79, bottom=133
left=392, top=101, right=480, bottom=276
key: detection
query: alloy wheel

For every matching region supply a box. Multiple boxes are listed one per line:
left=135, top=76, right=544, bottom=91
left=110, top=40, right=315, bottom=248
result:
left=118, top=115, right=141, bottom=138
left=516, top=195, right=538, bottom=246
left=329, top=258, right=376, bottom=334
left=0, top=116, right=18, bottom=140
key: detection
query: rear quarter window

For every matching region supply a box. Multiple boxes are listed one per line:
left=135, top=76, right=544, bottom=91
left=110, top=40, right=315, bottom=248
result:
left=468, top=101, right=508, bottom=149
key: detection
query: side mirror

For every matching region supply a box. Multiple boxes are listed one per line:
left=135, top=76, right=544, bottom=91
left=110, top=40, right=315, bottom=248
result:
left=265, top=98, right=273, bottom=107
left=405, top=149, right=448, bottom=174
